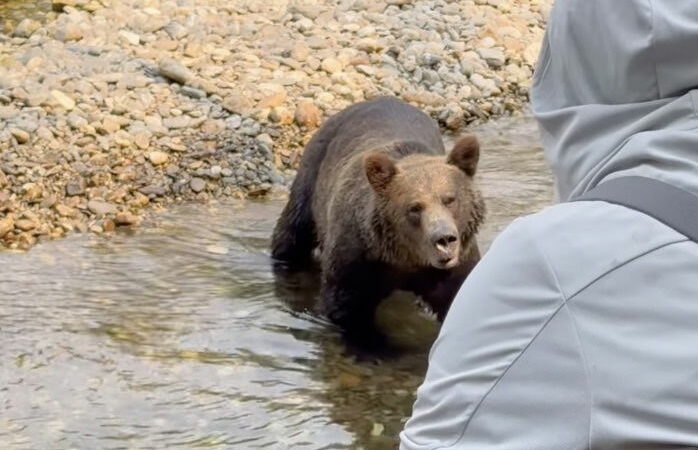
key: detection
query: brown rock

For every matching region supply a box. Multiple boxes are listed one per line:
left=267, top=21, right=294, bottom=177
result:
left=10, top=128, right=30, bottom=144
left=270, top=106, right=294, bottom=125
left=294, top=101, right=322, bottom=128
left=54, top=203, right=77, bottom=217
left=102, top=219, right=116, bottom=232
left=223, top=94, right=253, bottom=116
left=115, top=212, right=139, bottom=226
left=0, top=217, right=14, bottom=237
left=14, top=219, right=37, bottom=232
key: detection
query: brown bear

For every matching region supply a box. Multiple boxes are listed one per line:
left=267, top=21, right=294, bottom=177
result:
left=271, top=96, right=485, bottom=346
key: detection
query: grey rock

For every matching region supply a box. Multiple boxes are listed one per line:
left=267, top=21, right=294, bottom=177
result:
left=181, top=86, right=206, bottom=99
left=163, top=116, right=190, bottom=129
left=66, top=178, right=86, bottom=196
left=477, top=47, right=506, bottom=68
left=190, top=177, right=206, bottom=193
left=158, top=58, right=194, bottom=85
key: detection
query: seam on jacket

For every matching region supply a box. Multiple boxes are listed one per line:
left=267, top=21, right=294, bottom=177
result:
left=647, top=0, right=661, bottom=100
left=431, top=236, right=687, bottom=450
left=432, top=225, right=568, bottom=450
left=565, top=237, right=688, bottom=302
left=564, top=302, right=594, bottom=450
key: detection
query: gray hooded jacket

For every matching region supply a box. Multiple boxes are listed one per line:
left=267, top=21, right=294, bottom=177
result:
left=400, top=0, right=698, bottom=448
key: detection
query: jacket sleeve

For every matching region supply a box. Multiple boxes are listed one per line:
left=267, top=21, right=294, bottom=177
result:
left=400, top=217, right=590, bottom=450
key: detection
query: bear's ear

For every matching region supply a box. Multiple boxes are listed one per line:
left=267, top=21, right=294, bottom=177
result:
left=448, top=135, right=480, bottom=177
left=364, top=153, right=397, bottom=193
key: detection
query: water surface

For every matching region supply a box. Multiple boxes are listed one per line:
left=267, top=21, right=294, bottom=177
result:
left=0, top=113, right=553, bottom=449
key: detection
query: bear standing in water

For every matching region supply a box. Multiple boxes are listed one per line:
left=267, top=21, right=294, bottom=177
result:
left=271, top=96, right=485, bottom=347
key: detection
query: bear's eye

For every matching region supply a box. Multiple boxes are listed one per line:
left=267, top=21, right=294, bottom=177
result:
left=407, top=203, right=423, bottom=223
left=408, top=203, right=423, bottom=214
left=442, top=195, right=456, bottom=206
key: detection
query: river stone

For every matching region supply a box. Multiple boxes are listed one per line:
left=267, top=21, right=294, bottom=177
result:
left=50, top=90, right=76, bottom=110
left=158, top=58, right=193, bottom=84
left=88, top=200, right=117, bottom=215
left=0, top=106, right=19, bottom=120
left=115, top=212, right=138, bottom=226
left=163, top=116, right=190, bottom=129
left=66, top=178, right=86, bottom=196
left=54, top=23, right=83, bottom=42
left=118, top=30, right=141, bottom=45
left=295, top=101, right=321, bottom=128
left=10, top=128, right=30, bottom=144
left=148, top=151, right=169, bottom=165
left=14, top=219, right=37, bottom=231
left=321, top=57, right=342, bottom=74
left=54, top=204, right=77, bottom=217
left=190, top=177, right=206, bottom=193
left=181, top=86, right=206, bottom=99
left=0, top=217, right=13, bottom=237
left=477, top=47, right=506, bottom=68
left=14, top=19, right=41, bottom=38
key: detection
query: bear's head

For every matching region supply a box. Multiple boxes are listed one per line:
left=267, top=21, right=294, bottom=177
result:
left=363, top=135, right=485, bottom=270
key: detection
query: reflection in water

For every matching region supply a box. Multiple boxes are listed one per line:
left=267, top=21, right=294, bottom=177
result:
left=0, top=113, right=553, bottom=449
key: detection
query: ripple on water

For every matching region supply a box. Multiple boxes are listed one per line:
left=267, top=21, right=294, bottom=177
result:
left=0, top=113, right=553, bottom=449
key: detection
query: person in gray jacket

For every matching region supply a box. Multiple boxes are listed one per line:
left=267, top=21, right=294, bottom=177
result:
left=400, top=0, right=698, bottom=448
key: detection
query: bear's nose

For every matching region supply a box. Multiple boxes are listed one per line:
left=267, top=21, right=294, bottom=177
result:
left=431, top=229, right=458, bottom=251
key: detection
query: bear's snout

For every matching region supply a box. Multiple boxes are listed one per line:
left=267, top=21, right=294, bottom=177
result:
left=428, top=222, right=460, bottom=269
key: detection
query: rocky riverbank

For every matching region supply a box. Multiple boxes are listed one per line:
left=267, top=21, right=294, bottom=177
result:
left=0, top=0, right=551, bottom=250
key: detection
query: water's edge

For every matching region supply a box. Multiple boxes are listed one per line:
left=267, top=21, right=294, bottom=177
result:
left=0, top=114, right=553, bottom=449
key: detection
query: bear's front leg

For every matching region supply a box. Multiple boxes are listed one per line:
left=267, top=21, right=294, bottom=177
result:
left=320, top=253, right=392, bottom=349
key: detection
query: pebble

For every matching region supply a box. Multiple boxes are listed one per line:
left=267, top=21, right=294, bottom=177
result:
left=54, top=204, right=77, bottom=217
left=321, top=57, right=343, bottom=74
left=87, top=200, right=118, bottom=215
left=148, top=151, right=169, bottom=166
left=10, top=128, right=30, bottom=144
left=181, top=86, right=206, bottom=99
left=54, top=23, right=83, bottom=42
left=0, top=106, right=19, bottom=120
left=14, top=19, right=41, bottom=38
left=158, top=58, right=194, bottom=85
left=66, top=178, right=86, bottom=196
left=50, top=90, right=76, bottom=111
left=118, top=30, right=141, bottom=45
left=477, top=47, right=506, bottom=68
left=0, top=217, right=14, bottom=238
left=115, top=212, right=139, bottom=226
left=295, top=101, right=322, bottom=128
left=14, top=219, right=37, bottom=232
left=190, top=177, right=206, bottom=193
left=269, top=106, right=294, bottom=125
left=163, top=116, right=191, bottom=129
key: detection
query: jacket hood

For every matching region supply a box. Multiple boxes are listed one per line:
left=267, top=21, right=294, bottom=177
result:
left=531, top=0, right=698, bottom=201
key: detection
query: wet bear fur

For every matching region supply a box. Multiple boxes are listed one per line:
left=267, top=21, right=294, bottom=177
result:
left=271, top=96, right=485, bottom=346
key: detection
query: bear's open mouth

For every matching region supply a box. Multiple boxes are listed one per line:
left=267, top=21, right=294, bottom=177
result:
left=433, top=256, right=458, bottom=270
